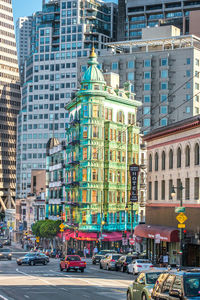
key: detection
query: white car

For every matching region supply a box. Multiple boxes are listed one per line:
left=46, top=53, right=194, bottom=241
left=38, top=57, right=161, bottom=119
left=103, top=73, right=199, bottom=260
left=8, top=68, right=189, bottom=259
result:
left=127, top=259, right=153, bottom=275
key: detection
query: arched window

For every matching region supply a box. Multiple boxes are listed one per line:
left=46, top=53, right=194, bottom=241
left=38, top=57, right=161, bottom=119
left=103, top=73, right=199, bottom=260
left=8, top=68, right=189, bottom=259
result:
left=169, top=149, right=173, bottom=169
left=185, top=145, right=190, bottom=167
left=177, top=147, right=181, bottom=168
left=155, top=152, right=159, bottom=171
left=194, top=143, right=199, bottom=165
left=149, top=154, right=152, bottom=172
left=161, top=151, right=165, bottom=170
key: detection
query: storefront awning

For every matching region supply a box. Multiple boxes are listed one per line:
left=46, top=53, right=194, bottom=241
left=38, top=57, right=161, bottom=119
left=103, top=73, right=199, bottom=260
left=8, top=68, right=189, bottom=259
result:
left=134, top=224, right=179, bottom=242
left=75, top=232, right=98, bottom=241
left=102, top=232, right=123, bottom=242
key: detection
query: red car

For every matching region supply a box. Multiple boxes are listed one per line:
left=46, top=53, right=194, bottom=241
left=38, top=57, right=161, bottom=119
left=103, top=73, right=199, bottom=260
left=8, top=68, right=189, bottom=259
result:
left=60, top=255, right=86, bottom=273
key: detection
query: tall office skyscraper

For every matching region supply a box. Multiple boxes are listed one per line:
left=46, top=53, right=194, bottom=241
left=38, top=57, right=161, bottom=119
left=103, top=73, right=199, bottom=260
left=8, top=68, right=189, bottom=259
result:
left=118, top=0, right=200, bottom=41
left=0, top=0, right=21, bottom=211
left=16, top=17, right=33, bottom=84
left=16, top=0, right=117, bottom=198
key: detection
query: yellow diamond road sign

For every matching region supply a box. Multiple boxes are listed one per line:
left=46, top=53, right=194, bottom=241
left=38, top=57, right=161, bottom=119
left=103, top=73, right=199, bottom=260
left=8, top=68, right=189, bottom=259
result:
left=59, top=223, right=65, bottom=229
left=176, top=212, right=187, bottom=224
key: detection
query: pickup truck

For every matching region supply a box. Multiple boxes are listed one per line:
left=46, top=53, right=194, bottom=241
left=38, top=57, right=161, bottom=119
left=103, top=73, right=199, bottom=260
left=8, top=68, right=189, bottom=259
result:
left=60, top=255, right=86, bottom=272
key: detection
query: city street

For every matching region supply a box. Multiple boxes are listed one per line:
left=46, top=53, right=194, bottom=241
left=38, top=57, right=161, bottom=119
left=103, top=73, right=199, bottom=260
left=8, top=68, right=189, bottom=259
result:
left=0, top=247, right=133, bottom=300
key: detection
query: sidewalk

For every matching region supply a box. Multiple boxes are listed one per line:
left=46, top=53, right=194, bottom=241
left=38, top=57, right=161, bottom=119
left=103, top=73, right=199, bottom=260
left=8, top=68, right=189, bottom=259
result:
left=11, top=241, right=23, bottom=250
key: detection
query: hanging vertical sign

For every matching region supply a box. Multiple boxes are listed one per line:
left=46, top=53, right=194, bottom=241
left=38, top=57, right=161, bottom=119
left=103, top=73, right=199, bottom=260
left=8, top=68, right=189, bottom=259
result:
left=130, top=164, right=140, bottom=202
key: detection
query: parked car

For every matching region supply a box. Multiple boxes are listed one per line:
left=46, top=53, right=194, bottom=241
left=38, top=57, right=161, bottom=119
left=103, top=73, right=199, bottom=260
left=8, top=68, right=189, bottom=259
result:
left=60, top=255, right=86, bottom=272
left=128, top=259, right=153, bottom=275
left=0, top=248, right=12, bottom=260
left=92, top=250, right=117, bottom=265
left=151, top=269, right=200, bottom=300
left=115, top=255, right=136, bottom=272
left=100, top=253, right=122, bottom=271
left=1, top=238, right=11, bottom=246
left=127, top=269, right=167, bottom=300
left=17, top=252, right=48, bottom=266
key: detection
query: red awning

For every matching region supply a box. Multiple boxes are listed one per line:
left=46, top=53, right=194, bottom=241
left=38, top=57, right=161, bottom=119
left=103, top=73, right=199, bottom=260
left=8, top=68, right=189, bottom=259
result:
left=75, top=232, right=98, bottom=241
left=134, top=224, right=179, bottom=242
left=102, top=232, right=122, bottom=242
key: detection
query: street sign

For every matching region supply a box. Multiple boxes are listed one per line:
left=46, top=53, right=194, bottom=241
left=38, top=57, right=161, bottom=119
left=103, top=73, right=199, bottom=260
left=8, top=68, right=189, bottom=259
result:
left=129, top=239, right=135, bottom=245
left=155, top=233, right=161, bottom=244
left=178, top=223, right=186, bottom=228
left=60, top=229, right=64, bottom=232
left=175, top=207, right=185, bottom=213
left=122, top=238, right=128, bottom=246
left=176, top=212, right=187, bottom=224
left=59, top=223, right=65, bottom=229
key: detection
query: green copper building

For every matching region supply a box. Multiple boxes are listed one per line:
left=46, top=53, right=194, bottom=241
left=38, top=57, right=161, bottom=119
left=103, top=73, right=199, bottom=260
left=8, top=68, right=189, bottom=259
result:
left=65, top=49, right=142, bottom=243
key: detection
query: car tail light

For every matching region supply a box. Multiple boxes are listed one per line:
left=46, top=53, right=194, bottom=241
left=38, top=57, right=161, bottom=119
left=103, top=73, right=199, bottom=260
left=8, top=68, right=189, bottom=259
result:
left=136, top=265, right=142, bottom=267
left=110, top=259, right=115, bottom=262
left=150, top=265, right=154, bottom=268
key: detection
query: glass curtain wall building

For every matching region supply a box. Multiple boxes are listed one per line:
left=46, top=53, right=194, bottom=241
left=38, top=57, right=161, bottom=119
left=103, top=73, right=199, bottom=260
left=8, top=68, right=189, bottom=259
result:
left=16, top=0, right=117, bottom=198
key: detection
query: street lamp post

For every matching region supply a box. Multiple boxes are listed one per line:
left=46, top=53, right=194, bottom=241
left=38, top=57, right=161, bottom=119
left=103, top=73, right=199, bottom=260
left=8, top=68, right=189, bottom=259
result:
left=171, top=182, right=184, bottom=267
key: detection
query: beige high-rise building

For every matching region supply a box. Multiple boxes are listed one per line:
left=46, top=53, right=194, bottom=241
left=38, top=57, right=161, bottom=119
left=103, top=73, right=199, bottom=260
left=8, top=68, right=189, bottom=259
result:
left=0, top=0, right=21, bottom=211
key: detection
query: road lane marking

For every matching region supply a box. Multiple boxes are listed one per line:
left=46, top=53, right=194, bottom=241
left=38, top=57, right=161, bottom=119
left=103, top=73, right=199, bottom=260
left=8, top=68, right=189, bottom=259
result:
left=0, top=295, right=9, bottom=300
left=24, top=296, right=30, bottom=299
left=16, top=269, right=57, bottom=287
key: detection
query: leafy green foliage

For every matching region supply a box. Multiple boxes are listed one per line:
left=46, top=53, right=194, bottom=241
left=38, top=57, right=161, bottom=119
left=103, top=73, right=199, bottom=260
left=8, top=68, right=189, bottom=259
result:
left=32, top=220, right=61, bottom=239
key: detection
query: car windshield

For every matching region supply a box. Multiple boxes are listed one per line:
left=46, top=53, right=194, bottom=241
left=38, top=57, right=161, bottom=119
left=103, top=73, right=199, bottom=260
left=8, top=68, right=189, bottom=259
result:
left=126, top=256, right=134, bottom=263
left=112, top=255, right=121, bottom=260
left=67, top=256, right=80, bottom=261
left=25, top=253, right=35, bottom=257
left=136, top=260, right=150, bottom=264
left=0, top=249, right=10, bottom=252
left=184, top=276, right=200, bottom=297
left=146, top=273, right=162, bottom=284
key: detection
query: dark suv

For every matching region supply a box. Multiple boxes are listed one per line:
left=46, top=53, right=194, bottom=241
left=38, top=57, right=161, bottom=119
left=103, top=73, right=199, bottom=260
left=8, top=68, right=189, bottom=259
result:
left=92, top=250, right=117, bottom=264
left=151, top=269, right=200, bottom=300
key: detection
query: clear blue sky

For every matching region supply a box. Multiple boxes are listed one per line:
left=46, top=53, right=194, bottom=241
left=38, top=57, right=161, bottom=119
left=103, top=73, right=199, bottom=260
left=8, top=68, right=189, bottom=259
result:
left=12, top=0, right=42, bottom=23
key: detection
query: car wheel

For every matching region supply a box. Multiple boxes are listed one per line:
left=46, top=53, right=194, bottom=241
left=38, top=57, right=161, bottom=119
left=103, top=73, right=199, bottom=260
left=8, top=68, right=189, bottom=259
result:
left=127, top=291, right=132, bottom=300
left=100, top=263, right=102, bottom=269
left=43, top=260, right=47, bottom=265
left=30, top=261, right=34, bottom=266
left=142, top=294, right=147, bottom=300
left=81, top=269, right=84, bottom=273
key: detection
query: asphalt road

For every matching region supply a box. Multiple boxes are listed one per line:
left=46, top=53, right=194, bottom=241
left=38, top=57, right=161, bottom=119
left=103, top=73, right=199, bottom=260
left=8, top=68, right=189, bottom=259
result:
left=0, top=246, right=134, bottom=300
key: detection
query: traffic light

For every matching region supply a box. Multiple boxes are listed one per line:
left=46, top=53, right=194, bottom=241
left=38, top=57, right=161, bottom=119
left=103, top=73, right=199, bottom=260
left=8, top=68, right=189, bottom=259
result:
left=183, top=229, right=187, bottom=239
left=122, top=231, right=127, bottom=238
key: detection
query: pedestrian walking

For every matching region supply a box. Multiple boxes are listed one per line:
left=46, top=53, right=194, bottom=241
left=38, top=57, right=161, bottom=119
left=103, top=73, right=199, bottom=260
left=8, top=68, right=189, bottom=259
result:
left=93, top=246, right=98, bottom=255
left=83, top=247, right=87, bottom=259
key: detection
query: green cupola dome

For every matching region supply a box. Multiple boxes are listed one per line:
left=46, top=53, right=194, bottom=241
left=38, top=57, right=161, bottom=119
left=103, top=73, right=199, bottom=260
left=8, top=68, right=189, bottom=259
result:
left=82, top=48, right=105, bottom=84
